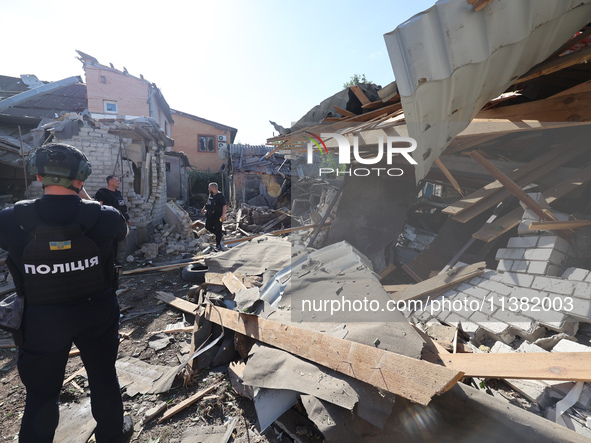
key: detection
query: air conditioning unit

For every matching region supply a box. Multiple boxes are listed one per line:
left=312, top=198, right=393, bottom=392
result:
left=218, top=142, right=227, bottom=149
left=217, top=135, right=227, bottom=142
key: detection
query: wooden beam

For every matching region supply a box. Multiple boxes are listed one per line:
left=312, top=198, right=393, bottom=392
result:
left=434, top=158, right=465, bottom=197
left=390, top=262, right=486, bottom=303
left=378, top=263, right=398, bottom=281
left=451, top=145, right=587, bottom=223
left=425, top=351, right=591, bottom=381
left=155, top=291, right=199, bottom=315
left=382, top=284, right=414, bottom=293
left=468, top=151, right=557, bottom=222
left=546, top=28, right=591, bottom=63
left=349, top=85, right=371, bottom=106
left=473, top=162, right=591, bottom=241
left=158, top=380, right=222, bottom=424
left=221, top=273, right=247, bottom=295
left=517, top=45, right=591, bottom=84
left=529, top=219, right=591, bottom=231
left=443, top=146, right=567, bottom=217
left=333, top=105, right=356, bottom=118
left=478, top=84, right=591, bottom=122
left=201, top=304, right=463, bottom=405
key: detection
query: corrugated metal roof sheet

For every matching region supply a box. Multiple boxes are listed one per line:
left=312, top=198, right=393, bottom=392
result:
left=384, top=0, right=591, bottom=182
left=3, top=83, right=87, bottom=118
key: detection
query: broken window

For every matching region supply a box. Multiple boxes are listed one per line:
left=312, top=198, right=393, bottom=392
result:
left=198, top=136, right=216, bottom=152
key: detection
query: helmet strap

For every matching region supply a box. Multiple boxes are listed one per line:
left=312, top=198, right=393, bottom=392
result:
left=41, top=176, right=81, bottom=194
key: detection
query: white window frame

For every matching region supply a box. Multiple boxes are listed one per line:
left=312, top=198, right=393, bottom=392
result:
left=103, top=100, right=118, bottom=114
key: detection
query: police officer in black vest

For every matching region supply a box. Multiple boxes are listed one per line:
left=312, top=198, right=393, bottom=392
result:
left=0, top=143, right=132, bottom=442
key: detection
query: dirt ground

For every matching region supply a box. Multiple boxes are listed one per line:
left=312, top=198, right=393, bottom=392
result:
left=0, top=257, right=311, bottom=443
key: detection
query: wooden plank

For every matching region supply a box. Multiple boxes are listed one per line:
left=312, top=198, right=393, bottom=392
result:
left=224, top=223, right=327, bottom=245
left=155, top=291, right=199, bottom=315
left=426, top=352, right=591, bottom=381
left=201, top=305, right=463, bottom=405
left=442, top=146, right=567, bottom=217
left=478, top=86, right=591, bottom=123
left=382, top=284, right=414, bottom=293
left=546, top=28, right=591, bottom=62
left=349, top=85, right=371, bottom=106
left=390, top=262, right=486, bottom=303
left=221, top=272, right=247, bottom=295
left=333, top=105, right=356, bottom=117
left=517, top=45, right=591, bottom=84
left=468, top=151, right=557, bottom=222
left=452, top=145, right=587, bottom=223
left=474, top=162, right=591, bottom=241
left=529, top=219, right=591, bottom=231
left=0, top=339, right=16, bottom=348
left=378, top=263, right=397, bottom=281
left=435, top=158, right=465, bottom=197
left=157, top=380, right=222, bottom=424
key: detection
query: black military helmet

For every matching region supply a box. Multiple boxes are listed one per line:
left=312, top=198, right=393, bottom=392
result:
left=28, top=143, right=92, bottom=181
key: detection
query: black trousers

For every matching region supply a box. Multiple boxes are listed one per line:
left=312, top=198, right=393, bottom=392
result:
left=205, top=215, right=223, bottom=245
left=17, top=289, right=123, bottom=442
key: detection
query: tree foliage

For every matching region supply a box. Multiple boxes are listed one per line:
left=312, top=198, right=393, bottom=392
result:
left=343, top=73, right=374, bottom=89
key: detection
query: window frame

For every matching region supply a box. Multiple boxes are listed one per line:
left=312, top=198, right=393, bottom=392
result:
left=103, top=100, right=118, bottom=114
left=198, top=135, right=217, bottom=153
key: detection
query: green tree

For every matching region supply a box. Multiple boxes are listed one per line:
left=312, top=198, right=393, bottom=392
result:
left=343, top=74, right=374, bottom=89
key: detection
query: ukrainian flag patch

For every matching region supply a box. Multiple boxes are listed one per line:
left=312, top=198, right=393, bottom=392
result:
left=49, top=241, right=71, bottom=250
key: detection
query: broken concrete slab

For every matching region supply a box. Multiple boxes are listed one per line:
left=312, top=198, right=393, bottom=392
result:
left=116, top=356, right=171, bottom=397
left=148, top=333, right=170, bottom=351
left=54, top=398, right=95, bottom=443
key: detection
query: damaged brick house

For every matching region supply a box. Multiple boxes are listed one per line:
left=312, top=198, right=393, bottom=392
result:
left=0, top=52, right=175, bottom=246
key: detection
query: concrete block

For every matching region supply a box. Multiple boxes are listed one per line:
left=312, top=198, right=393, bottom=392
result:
left=491, top=341, right=513, bottom=353
left=502, top=272, right=534, bottom=288
left=573, top=281, right=591, bottom=299
left=531, top=277, right=576, bottom=296
left=530, top=309, right=579, bottom=335
left=563, top=267, right=590, bottom=281
left=553, top=295, right=591, bottom=323
left=585, top=272, right=591, bottom=284
left=527, top=261, right=549, bottom=275
left=469, top=277, right=484, bottom=286
left=455, top=283, right=472, bottom=293
left=496, top=248, right=526, bottom=261
left=462, top=286, right=489, bottom=300
left=524, top=248, right=566, bottom=266
left=511, top=260, right=529, bottom=273
left=516, top=342, right=547, bottom=353
left=493, top=309, right=547, bottom=342
left=546, top=265, right=564, bottom=277
left=469, top=311, right=515, bottom=344
left=551, top=339, right=591, bottom=353
left=479, top=279, right=512, bottom=296
left=537, top=235, right=570, bottom=254
left=497, top=259, right=513, bottom=273
left=507, top=236, right=539, bottom=248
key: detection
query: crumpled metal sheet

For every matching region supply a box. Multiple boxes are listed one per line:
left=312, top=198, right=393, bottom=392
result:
left=384, top=0, right=591, bottom=181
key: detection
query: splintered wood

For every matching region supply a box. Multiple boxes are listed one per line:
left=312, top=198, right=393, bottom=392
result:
left=202, top=305, right=463, bottom=405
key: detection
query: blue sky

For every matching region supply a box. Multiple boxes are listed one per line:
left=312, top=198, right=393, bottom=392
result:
left=3, top=0, right=436, bottom=144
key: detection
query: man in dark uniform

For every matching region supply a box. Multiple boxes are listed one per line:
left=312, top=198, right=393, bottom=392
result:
left=94, top=175, right=131, bottom=225
left=201, top=182, right=227, bottom=251
left=0, top=143, right=132, bottom=442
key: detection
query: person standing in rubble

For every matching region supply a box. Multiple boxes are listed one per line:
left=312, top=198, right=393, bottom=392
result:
left=94, top=175, right=131, bottom=226
left=0, top=143, right=132, bottom=442
left=95, top=175, right=131, bottom=263
left=201, top=182, right=227, bottom=251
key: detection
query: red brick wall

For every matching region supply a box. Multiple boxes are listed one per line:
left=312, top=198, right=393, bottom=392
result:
left=85, top=65, right=150, bottom=117
left=171, top=113, right=233, bottom=171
